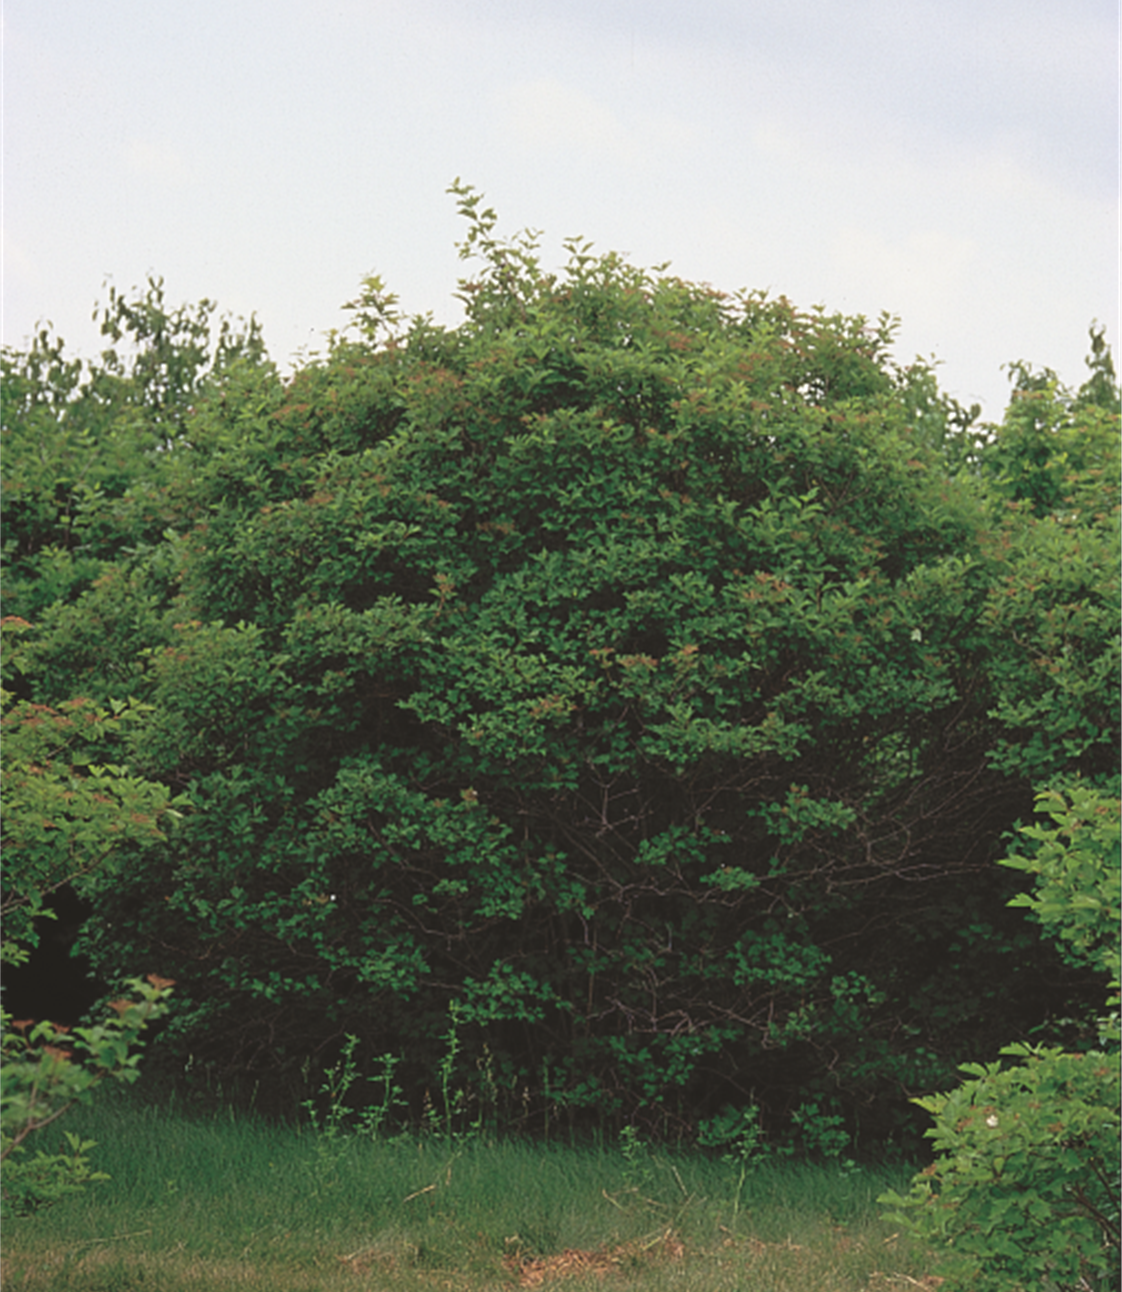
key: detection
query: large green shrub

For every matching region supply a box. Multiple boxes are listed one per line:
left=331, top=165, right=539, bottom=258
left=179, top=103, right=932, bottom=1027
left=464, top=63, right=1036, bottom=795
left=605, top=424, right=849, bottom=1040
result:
left=3, top=185, right=1117, bottom=1140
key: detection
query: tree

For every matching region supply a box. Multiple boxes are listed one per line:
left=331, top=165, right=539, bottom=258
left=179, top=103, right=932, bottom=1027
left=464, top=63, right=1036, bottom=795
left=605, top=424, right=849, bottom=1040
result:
left=0, top=277, right=269, bottom=625
left=975, top=339, right=1120, bottom=789
left=4, top=186, right=1116, bottom=1143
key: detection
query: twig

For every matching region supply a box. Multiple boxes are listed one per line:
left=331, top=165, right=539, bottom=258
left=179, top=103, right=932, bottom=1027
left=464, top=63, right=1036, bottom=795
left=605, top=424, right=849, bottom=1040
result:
left=78, top=1230, right=153, bottom=1246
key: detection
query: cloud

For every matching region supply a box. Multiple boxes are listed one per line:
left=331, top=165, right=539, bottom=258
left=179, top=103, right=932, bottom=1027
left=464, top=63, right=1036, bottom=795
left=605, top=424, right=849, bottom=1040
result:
left=498, top=79, right=631, bottom=155
left=0, top=229, right=46, bottom=342
left=495, top=78, right=692, bottom=163
left=1, top=227, right=39, bottom=281
left=124, top=140, right=195, bottom=187
left=829, top=226, right=980, bottom=311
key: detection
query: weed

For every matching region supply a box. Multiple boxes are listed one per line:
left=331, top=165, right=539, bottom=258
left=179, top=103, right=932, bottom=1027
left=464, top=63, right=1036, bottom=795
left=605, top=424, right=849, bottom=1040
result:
left=356, top=1051, right=409, bottom=1141
left=619, top=1123, right=653, bottom=1194
left=299, top=1033, right=361, bottom=1195
left=697, top=1103, right=769, bottom=1227
left=437, top=1000, right=464, bottom=1146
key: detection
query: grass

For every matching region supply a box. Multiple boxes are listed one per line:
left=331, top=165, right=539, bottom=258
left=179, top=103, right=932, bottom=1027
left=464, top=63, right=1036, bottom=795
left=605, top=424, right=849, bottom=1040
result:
left=1, top=1088, right=937, bottom=1291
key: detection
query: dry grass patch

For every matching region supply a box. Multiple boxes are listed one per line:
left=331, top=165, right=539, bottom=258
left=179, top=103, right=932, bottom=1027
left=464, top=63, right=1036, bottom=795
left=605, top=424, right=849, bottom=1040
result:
left=502, top=1228, right=685, bottom=1286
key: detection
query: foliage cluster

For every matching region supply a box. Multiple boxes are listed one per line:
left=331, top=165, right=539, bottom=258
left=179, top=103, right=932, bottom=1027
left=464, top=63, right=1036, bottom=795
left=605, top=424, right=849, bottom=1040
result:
left=1, top=185, right=1118, bottom=1158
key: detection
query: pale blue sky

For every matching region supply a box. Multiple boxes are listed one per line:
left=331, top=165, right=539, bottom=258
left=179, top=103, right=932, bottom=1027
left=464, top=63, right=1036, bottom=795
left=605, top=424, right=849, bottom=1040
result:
left=3, top=0, right=1117, bottom=421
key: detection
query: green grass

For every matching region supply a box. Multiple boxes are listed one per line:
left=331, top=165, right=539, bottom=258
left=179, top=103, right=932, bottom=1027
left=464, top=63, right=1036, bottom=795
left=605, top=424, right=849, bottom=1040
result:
left=2, top=1089, right=936, bottom=1291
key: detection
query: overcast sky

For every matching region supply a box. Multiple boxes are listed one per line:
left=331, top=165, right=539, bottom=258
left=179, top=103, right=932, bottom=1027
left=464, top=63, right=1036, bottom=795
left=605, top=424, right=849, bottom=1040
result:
left=3, top=0, right=1117, bottom=422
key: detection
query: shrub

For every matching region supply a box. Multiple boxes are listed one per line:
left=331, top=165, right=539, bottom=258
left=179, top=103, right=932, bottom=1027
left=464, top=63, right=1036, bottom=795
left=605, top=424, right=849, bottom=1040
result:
left=880, top=1043, right=1119, bottom=1291
left=881, top=784, right=1121, bottom=1289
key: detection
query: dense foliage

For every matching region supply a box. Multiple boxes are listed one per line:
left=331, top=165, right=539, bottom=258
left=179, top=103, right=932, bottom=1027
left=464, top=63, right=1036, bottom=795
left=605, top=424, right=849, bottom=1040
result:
left=2, top=186, right=1118, bottom=1149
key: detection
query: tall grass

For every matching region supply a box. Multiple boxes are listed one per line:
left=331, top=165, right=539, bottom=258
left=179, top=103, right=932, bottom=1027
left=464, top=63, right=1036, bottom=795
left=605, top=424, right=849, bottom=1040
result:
left=1, top=1085, right=934, bottom=1290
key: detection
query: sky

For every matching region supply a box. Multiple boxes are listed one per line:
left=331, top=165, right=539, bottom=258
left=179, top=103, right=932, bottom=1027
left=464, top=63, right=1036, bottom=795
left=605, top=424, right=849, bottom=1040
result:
left=3, top=0, right=1118, bottom=423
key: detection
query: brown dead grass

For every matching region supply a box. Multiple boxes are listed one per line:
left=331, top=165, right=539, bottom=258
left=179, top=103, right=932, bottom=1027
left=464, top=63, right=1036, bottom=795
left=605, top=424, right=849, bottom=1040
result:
left=502, top=1229, right=686, bottom=1286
